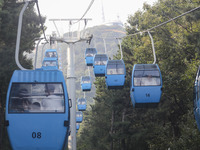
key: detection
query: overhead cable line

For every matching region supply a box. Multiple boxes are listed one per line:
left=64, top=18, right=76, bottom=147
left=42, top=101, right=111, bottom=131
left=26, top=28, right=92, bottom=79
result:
left=35, top=0, right=49, bottom=42
left=124, top=5, right=200, bottom=38
left=72, top=0, right=95, bottom=25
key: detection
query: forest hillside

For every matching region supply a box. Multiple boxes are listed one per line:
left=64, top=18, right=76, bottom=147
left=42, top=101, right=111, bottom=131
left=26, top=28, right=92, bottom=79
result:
left=77, top=0, right=200, bottom=150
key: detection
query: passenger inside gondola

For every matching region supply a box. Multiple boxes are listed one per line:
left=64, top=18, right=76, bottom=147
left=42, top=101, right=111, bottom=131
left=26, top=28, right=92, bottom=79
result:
left=9, top=83, right=64, bottom=113
left=107, top=64, right=124, bottom=75
left=134, top=70, right=161, bottom=86
left=42, top=84, right=64, bottom=112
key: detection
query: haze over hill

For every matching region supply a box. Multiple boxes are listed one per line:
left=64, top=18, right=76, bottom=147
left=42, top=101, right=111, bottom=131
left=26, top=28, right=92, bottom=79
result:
left=32, top=24, right=126, bottom=106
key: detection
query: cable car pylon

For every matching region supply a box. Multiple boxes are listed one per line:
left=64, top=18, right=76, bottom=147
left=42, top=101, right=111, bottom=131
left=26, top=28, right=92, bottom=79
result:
left=49, top=18, right=92, bottom=150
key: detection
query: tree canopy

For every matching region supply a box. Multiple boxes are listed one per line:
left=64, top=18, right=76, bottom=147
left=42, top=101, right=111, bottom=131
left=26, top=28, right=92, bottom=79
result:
left=0, top=0, right=45, bottom=149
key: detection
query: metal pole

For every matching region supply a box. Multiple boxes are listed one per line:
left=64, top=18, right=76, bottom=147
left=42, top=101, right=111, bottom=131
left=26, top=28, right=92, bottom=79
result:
left=67, top=44, right=76, bottom=150
left=53, top=21, right=61, bottom=37
left=48, top=19, right=92, bottom=150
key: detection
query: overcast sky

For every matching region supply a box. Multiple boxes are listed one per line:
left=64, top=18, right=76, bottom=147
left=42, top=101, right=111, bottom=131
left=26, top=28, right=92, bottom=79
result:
left=37, top=0, right=157, bottom=35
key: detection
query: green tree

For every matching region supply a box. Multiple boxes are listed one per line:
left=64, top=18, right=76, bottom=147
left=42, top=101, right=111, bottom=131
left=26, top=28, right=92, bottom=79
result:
left=0, top=0, right=45, bottom=149
left=78, top=0, right=200, bottom=150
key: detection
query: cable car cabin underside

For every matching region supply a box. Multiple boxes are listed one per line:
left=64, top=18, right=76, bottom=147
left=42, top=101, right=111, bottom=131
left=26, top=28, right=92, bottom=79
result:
left=6, top=69, right=70, bottom=150
left=130, top=86, right=161, bottom=108
left=93, top=65, right=106, bottom=77
left=106, top=74, right=125, bottom=89
left=131, top=64, right=162, bottom=108
left=81, top=85, right=91, bottom=91
left=85, top=57, right=94, bottom=66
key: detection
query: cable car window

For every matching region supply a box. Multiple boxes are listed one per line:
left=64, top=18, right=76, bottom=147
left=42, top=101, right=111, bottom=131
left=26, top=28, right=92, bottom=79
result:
left=82, top=77, right=90, bottom=83
left=134, top=70, right=161, bottom=86
left=76, top=112, right=83, bottom=117
left=46, top=52, right=57, bottom=58
left=116, top=64, right=125, bottom=74
left=78, top=99, right=86, bottom=105
left=94, top=57, right=107, bottom=65
left=107, top=64, right=124, bottom=75
left=86, top=49, right=96, bottom=57
left=9, top=83, right=65, bottom=113
left=43, top=61, right=57, bottom=66
left=94, top=57, right=101, bottom=65
left=101, top=57, right=107, bottom=65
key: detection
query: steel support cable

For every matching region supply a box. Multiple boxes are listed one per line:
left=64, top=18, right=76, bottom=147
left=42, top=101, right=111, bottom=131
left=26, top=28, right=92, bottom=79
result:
left=35, top=0, right=49, bottom=42
left=72, top=0, right=95, bottom=25
left=123, top=5, right=200, bottom=38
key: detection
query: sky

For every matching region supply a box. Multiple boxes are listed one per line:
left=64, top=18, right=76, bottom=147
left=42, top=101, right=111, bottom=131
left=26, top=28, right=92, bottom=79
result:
left=37, top=0, right=157, bottom=35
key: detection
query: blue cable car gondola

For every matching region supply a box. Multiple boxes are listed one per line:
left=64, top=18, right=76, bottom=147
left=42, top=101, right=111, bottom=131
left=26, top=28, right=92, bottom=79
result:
left=93, top=54, right=108, bottom=77
left=76, top=111, right=83, bottom=123
left=76, top=123, right=80, bottom=130
left=77, top=98, right=87, bottom=111
left=130, top=64, right=162, bottom=108
left=105, top=60, right=126, bottom=89
left=85, top=48, right=97, bottom=66
left=5, top=69, right=70, bottom=150
left=42, top=57, right=59, bottom=70
left=44, top=49, right=58, bottom=59
left=81, top=76, right=92, bottom=91
left=194, top=66, right=200, bottom=130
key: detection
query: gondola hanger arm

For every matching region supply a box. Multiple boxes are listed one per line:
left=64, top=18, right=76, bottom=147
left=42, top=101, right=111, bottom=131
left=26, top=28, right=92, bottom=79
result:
left=147, top=31, right=156, bottom=64
left=116, top=38, right=123, bottom=60
left=15, top=1, right=29, bottom=70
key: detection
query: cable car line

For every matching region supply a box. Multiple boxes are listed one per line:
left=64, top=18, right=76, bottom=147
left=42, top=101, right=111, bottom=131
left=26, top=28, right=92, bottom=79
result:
left=123, top=5, right=200, bottom=38
left=72, top=0, right=95, bottom=25
left=92, top=5, right=200, bottom=41
left=35, top=0, right=49, bottom=42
